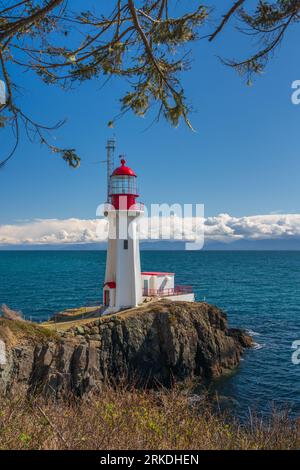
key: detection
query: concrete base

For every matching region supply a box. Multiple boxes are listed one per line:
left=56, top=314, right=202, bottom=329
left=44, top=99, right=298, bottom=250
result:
left=101, top=304, right=139, bottom=316
left=164, top=293, right=195, bottom=302
left=101, top=306, right=120, bottom=316
left=142, top=293, right=195, bottom=303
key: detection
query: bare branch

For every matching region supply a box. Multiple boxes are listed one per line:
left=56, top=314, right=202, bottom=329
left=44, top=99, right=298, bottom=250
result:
left=209, top=0, right=245, bottom=42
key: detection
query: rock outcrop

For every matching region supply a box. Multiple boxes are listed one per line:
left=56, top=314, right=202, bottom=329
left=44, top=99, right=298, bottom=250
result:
left=0, top=301, right=252, bottom=398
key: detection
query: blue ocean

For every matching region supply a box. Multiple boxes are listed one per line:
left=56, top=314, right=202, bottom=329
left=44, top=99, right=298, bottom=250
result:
left=1, top=250, right=300, bottom=417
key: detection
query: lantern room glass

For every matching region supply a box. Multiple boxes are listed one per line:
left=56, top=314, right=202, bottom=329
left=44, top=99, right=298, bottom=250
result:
left=110, top=175, right=137, bottom=195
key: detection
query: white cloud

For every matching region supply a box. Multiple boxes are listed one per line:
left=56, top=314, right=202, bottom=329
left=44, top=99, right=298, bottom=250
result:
left=0, top=218, right=107, bottom=245
left=0, top=213, right=300, bottom=246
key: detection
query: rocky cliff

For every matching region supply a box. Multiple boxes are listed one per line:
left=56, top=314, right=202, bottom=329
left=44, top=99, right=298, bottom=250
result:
left=0, top=300, right=252, bottom=398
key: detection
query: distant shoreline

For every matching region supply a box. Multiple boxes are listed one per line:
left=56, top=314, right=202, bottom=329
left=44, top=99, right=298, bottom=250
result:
left=1, top=248, right=300, bottom=252
left=2, top=236, right=300, bottom=251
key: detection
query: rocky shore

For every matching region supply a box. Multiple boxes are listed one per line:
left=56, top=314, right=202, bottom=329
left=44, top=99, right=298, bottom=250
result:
left=0, top=300, right=252, bottom=398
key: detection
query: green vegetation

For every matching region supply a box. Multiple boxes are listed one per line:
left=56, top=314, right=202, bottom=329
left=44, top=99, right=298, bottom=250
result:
left=0, top=385, right=299, bottom=450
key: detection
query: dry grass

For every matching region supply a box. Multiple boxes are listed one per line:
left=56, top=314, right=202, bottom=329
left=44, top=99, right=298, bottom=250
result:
left=1, top=304, right=24, bottom=321
left=0, top=385, right=299, bottom=450
left=41, top=301, right=164, bottom=332
left=42, top=316, right=102, bottom=332
left=0, top=318, right=58, bottom=345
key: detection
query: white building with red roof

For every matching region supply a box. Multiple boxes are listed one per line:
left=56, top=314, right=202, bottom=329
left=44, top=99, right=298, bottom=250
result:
left=102, top=157, right=195, bottom=314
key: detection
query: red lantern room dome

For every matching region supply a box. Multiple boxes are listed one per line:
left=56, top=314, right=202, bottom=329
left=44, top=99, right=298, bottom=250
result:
left=112, top=159, right=136, bottom=177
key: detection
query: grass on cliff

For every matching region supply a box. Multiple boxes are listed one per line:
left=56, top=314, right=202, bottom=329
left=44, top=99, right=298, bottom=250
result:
left=0, top=318, right=59, bottom=345
left=0, top=385, right=299, bottom=450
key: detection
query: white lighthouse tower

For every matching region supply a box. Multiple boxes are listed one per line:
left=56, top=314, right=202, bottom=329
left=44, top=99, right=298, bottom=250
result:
left=103, top=158, right=143, bottom=313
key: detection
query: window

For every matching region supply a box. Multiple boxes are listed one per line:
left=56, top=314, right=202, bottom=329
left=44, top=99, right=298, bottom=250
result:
left=124, top=240, right=128, bottom=250
left=110, top=176, right=137, bottom=195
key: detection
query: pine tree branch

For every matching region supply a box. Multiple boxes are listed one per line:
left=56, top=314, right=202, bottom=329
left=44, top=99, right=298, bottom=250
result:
left=209, top=0, right=245, bottom=42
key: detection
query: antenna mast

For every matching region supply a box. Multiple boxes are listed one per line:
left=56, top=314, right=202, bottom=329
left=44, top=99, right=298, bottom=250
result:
left=105, top=138, right=116, bottom=202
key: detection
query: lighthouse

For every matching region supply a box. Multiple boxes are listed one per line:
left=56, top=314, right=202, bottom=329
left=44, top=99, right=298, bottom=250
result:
left=102, top=150, right=195, bottom=315
left=103, top=158, right=143, bottom=313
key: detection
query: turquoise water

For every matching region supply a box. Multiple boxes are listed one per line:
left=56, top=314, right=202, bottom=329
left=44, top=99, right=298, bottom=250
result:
left=1, top=250, right=300, bottom=416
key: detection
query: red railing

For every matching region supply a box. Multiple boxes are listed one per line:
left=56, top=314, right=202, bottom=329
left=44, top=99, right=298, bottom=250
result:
left=143, top=286, right=193, bottom=297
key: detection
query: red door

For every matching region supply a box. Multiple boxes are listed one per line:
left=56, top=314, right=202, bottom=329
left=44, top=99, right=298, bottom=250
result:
left=104, top=290, right=110, bottom=306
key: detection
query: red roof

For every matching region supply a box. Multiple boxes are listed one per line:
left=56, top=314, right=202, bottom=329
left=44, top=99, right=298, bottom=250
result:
left=112, top=159, right=136, bottom=177
left=104, top=281, right=116, bottom=289
left=141, top=272, right=175, bottom=276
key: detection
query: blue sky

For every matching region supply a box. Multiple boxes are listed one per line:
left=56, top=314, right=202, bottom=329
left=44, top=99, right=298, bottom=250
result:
left=0, top=1, right=300, bottom=239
